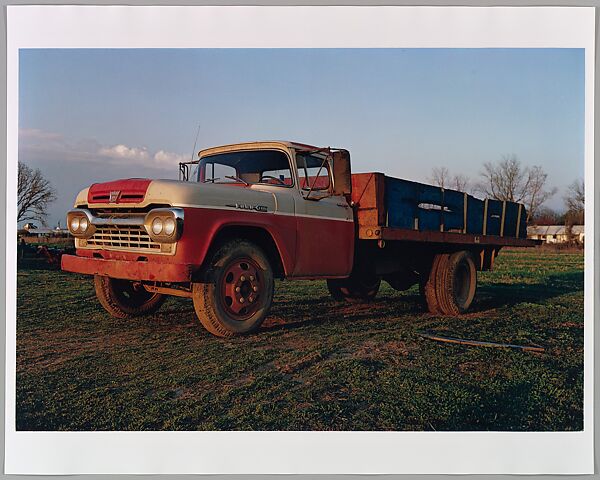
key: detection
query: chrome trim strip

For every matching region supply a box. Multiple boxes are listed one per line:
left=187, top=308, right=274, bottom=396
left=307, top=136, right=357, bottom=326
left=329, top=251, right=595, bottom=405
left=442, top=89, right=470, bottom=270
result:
left=68, top=208, right=145, bottom=227
left=93, top=215, right=146, bottom=226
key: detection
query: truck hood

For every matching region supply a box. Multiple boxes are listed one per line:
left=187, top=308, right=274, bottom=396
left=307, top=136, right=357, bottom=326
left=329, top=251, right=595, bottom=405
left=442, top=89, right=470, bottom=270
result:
left=77, top=178, right=279, bottom=213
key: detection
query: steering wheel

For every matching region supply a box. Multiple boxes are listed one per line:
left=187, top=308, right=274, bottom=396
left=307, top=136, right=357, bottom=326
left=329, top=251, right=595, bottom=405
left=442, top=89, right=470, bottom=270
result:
left=260, top=175, right=286, bottom=185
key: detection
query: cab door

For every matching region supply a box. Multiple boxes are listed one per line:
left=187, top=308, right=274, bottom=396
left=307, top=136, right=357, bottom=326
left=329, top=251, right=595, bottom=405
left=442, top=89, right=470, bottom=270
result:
left=292, top=151, right=354, bottom=278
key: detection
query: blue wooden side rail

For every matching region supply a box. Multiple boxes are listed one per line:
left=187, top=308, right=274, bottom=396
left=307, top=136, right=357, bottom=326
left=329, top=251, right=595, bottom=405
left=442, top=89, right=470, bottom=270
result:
left=384, top=176, right=527, bottom=238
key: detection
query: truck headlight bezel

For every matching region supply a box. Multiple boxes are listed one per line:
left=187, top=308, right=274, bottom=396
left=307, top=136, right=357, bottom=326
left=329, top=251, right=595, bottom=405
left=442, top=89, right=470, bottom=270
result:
left=67, top=209, right=96, bottom=238
left=144, top=208, right=184, bottom=243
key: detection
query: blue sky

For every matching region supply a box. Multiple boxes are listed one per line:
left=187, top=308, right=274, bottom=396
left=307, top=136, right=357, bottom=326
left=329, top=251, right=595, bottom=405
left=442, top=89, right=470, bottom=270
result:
left=19, top=48, right=584, bottom=226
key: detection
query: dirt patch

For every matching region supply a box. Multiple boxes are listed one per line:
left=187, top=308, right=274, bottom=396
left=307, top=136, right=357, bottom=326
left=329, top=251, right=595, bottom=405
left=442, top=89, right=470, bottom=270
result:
left=275, top=351, right=324, bottom=374
left=16, top=328, right=157, bottom=374
left=261, top=316, right=290, bottom=328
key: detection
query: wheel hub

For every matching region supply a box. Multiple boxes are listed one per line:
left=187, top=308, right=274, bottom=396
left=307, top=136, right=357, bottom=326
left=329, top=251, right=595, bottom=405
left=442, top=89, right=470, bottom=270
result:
left=221, top=259, right=261, bottom=319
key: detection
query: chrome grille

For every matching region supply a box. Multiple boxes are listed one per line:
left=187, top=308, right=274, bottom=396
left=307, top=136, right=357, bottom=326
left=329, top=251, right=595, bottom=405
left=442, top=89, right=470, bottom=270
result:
left=82, top=225, right=164, bottom=254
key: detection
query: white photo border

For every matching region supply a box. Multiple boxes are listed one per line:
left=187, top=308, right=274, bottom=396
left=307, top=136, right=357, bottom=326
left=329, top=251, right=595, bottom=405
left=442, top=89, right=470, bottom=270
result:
left=5, top=5, right=595, bottom=474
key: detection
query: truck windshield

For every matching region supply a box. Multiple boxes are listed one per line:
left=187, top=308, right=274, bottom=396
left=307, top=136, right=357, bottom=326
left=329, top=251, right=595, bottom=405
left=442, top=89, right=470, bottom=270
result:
left=199, top=150, right=293, bottom=187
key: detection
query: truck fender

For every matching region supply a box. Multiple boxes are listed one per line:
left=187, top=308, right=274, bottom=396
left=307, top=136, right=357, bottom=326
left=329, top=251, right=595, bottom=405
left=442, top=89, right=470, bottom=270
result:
left=199, top=223, right=292, bottom=279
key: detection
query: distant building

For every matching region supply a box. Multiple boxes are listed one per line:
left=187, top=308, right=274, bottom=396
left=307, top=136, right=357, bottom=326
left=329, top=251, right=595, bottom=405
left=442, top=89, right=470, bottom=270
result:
left=527, top=225, right=584, bottom=244
left=22, top=227, right=69, bottom=237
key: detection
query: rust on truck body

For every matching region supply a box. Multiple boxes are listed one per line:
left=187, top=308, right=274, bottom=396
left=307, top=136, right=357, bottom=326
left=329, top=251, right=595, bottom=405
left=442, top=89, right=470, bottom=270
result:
left=351, top=173, right=386, bottom=227
left=61, top=254, right=192, bottom=282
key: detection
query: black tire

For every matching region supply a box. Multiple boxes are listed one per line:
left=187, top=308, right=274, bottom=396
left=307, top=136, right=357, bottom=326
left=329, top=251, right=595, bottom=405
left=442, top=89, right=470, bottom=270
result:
left=327, top=274, right=381, bottom=303
left=192, top=240, right=274, bottom=337
left=436, top=251, right=477, bottom=315
left=94, top=275, right=165, bottom=318
left=422, top=254, right=448, bottom=314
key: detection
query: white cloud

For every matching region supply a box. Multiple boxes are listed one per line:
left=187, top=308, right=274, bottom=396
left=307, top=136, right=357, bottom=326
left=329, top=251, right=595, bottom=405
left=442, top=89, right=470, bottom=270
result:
left=19, top=129, right=188, bottom=171
left=154, top=150, right=189, bottom=166
left=99, top=144, right=150, bottom=161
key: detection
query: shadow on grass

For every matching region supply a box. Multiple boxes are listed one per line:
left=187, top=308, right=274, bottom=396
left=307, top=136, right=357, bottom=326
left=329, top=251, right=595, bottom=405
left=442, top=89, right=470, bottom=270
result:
left=435, top=381, right=536, bottom=431
left=262, top=271, right=583, bottom=333
left=434, top=379, right=583, bottom=431
left=475, top=271, right=583, bottom=311
left=261, top=293, right=424, bottom=333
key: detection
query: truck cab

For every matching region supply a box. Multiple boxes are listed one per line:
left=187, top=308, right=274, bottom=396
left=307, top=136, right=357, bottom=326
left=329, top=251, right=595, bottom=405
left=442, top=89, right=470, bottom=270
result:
left=194, top=141, right=355, bottom=278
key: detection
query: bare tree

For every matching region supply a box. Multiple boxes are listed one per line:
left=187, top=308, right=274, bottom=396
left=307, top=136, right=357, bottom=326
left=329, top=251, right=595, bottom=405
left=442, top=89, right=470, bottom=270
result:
left=564, top=178, right=584, bottom=225
left=18, top=162, right=56, bottom=225
left=452, top=174, right=470, bottom=192
left=477, top=154, right=556, bottom=223
left=429, top=166, right=450, bottom=189
left=430, top=167, right=470, bottom=193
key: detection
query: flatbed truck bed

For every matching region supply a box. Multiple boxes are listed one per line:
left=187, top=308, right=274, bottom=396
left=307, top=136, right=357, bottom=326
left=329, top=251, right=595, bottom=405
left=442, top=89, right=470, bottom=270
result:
left=351, top=172, right=537, bottom=248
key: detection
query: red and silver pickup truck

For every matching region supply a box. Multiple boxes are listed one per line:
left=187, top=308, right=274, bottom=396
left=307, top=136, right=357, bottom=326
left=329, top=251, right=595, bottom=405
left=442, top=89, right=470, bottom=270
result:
left=62, top=141, right=537, bottom=337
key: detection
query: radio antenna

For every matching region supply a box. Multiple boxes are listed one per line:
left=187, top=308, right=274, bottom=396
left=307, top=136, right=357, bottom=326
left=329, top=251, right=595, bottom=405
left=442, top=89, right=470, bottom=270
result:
left=190, top=124, right=201, bottom=162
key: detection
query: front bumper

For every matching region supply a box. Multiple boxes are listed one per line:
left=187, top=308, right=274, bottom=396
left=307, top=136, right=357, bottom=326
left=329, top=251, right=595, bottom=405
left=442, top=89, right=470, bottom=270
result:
left=61, top=254, right=192, bottom=282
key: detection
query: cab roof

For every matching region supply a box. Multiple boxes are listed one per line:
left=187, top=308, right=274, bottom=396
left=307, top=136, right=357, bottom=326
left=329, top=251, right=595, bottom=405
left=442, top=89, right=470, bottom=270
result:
left=199, top=141, right=321, bottom=158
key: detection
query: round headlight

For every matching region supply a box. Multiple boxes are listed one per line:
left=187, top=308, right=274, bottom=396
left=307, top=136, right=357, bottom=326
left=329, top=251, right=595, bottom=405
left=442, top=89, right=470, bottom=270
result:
left=152, top=217, right=163, bottom=235
left=70, top=217, right=80, bottom=232
left=164, top=217, right=176, bottom=236
left=79, top=216, right=89, bottom=232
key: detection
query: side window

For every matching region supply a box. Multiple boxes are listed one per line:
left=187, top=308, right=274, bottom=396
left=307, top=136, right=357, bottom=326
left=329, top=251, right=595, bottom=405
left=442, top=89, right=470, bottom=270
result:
left=204, top=163, right=237, bottom=183
left=297, top=163, right=331, bottom=190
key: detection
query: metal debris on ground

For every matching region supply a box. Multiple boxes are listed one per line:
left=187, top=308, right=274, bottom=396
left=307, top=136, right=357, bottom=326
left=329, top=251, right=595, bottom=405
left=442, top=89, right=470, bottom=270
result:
left=418, top=332, right=545, bottom=353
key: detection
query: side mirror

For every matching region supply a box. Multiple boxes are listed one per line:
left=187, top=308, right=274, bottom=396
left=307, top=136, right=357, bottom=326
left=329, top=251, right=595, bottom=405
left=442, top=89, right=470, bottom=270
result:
left=332, top=150, right=352, bottom=196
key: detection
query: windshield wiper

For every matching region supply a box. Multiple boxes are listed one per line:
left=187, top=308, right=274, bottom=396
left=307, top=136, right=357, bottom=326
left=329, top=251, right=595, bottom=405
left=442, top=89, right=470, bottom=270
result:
left=225, top=175, right=249, bottom=186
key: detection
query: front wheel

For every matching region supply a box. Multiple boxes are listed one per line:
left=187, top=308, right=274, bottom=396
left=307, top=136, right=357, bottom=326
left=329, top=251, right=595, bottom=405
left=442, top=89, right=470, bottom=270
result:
left=94, top=275, right=165, bottom=318
left=192, top=240, right=274, bottom=337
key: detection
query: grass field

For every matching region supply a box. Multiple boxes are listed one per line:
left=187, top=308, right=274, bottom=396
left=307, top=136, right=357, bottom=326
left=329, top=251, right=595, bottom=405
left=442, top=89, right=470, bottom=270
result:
left=16, top=248, right=584, bottom=431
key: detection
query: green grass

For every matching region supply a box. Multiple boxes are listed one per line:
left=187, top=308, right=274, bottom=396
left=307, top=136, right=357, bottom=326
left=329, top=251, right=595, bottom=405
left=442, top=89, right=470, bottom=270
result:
left=15, top=248, right=584, bottom=431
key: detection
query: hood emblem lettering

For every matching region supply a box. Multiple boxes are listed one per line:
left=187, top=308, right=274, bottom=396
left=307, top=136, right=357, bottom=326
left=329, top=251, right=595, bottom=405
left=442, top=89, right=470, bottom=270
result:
left=109, top=190, right=120, bottom=203
left=226, top=202, right=268, bottom=213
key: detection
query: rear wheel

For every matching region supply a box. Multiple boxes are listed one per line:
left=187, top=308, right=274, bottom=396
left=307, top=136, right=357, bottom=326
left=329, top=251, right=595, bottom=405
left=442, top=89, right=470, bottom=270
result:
left=94, top=275, right=165, bottom=318
left=422, top=254, right=447, bottom=314
left=421, top=251, right=477, bottom=315
left=437, top=251, right=477, bottom=315
left=192, top=240, right=274, bottom=337
left=327, top=273, right=381, bottom=303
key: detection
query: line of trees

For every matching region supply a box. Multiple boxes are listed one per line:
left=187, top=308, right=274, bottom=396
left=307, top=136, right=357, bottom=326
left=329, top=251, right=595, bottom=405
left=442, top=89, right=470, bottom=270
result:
left=428, top=154, right=583, bottom=226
